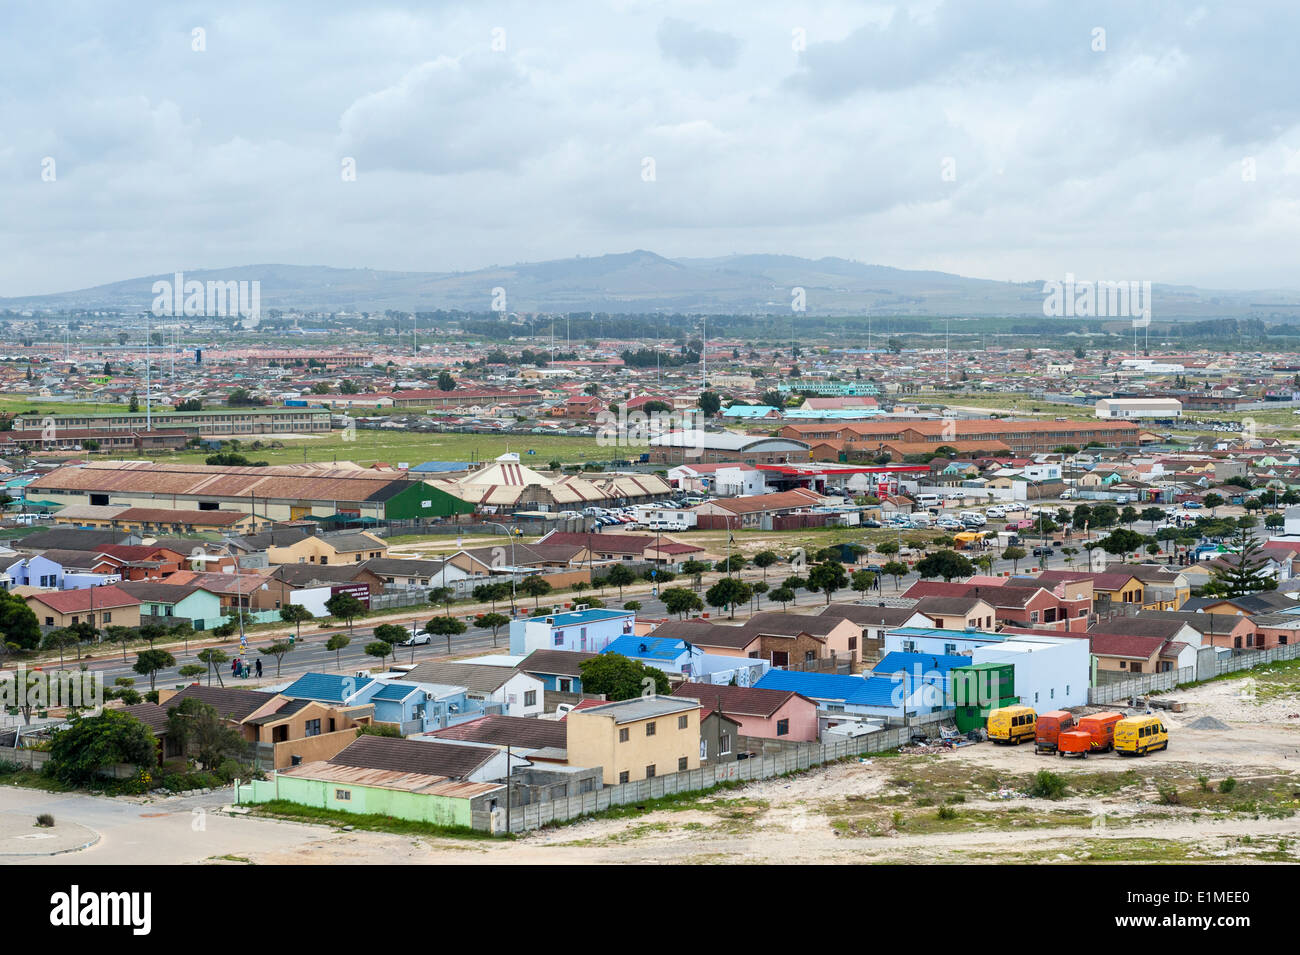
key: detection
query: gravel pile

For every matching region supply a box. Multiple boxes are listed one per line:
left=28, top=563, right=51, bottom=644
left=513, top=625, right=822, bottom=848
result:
left=1184, top=715, right=1232, bottom=731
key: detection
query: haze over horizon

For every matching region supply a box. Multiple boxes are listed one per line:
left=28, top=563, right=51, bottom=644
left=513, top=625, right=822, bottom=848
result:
left=5, top=0, right=1300, bottom=297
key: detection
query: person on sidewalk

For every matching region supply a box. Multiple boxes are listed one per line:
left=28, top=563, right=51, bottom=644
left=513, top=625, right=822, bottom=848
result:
left=255, top=658, right=263, bottom=678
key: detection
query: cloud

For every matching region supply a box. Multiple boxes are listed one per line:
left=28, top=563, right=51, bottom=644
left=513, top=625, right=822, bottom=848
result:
left=656, top=18, right=740, bottom=70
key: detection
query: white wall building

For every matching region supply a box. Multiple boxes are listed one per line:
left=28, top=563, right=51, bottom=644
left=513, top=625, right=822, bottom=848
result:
left=971, top=635, right=1090, bottom=710
left=1095, top=398, right=1183, bottom=419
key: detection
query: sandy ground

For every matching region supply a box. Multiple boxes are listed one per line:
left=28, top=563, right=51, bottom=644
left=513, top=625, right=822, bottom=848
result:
left=11, top=669, right=1300, bottom=865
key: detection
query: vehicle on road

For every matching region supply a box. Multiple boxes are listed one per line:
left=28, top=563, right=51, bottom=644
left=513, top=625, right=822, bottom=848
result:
left=400, top=629, right=433, bottom=647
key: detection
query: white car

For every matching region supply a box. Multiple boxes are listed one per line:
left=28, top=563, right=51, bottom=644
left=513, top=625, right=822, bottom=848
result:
left=399, top=630, right=433, bottom=647
left=986, top=507, right=1007, bottom=519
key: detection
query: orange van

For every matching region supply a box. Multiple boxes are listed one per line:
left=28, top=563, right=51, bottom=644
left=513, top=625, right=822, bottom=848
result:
left=1057, top=730, right=1092, bottom=758
left=1034, top=710, right=1076, bottom=753
left=1075, top=712, right=1124, bottom=753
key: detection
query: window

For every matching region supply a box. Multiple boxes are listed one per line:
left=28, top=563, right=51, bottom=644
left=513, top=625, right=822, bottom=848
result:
left=700, top=739, right=708, bottom=759
left=524, top=690, right=537, bottom=707
left=618, top=771, right=629, bottom=784
left=305, top=719, right=321, bottom=737
left=553, top=630, right=565, bottom=647
left=645, top=721, right=656, bottom=736
left=103, top=612, right=111, bottom=623
left=777, top=719, right=789, bottom=737
left=619, top=727, right=629, bottom=742
left=678, top=757, right=688, bottom=771
left=677, top=715, right=688, bottom=729
left=719, top=733, right=731, bottom=755
left=944, top=643, right=957, bottom=655
left=559, top=678, right=572, bottom=692
left=645, top=765, right=656, bottom=778
left=335, top=789, right=351, bottom=801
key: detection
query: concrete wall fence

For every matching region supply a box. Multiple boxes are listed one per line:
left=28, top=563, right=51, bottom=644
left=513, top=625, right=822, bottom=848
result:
left=1088, top=667, right=1194, bottom=705
left=478, top=711, right=949, bottom=833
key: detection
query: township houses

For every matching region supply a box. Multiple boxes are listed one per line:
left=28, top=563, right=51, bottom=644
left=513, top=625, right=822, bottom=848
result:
left=25, top=584, right=140, bottom=629
left=399, top=660, right=545, bottom=718
left=89, top=544, right=186, bottom=581
left=160, top=683, right=373, bottom=766
left=1036, top=569, right=1145, bottom=614
left=535, top=530, right=707, bottom=567
left=115, top=580, right=224, bottom=629
left=654, top=610, right=862, bottom=668
left=903, top=594, right=998, bottom=632
left=565, top=696, right=702, bottom=785
left=518, top=648, right=599, bottom=695
left=670, top=682, right=819, bottom=742
left=232, top=527, right=388, bottom=566
left=901, top=579, right=1090, bottom=632
left=1086, top=616, right=1203, bottom=674
left=1129, top=609, right=1258, bottom=651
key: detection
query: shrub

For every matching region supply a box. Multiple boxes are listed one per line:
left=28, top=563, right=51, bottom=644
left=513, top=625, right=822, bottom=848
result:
left=36, top=813, right=54, bottom=828
left=1197, top=775, right=1210, bottom=792
left=1157, top=783, right=1180, bottom=805
left=936, top=805, right=959, bottom=820
left=1220, top=777, right=1237, bottom=794
left=1028, top=770, right=1068, bottom=800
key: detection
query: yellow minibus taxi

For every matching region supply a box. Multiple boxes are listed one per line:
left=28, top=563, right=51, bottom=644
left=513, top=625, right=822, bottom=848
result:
left=1114, top=715, right=1169, bottom=756
left=987, top=705, right=1037, bottom=745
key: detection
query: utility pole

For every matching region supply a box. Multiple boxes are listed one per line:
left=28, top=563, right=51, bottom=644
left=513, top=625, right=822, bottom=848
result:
left=145, top=312, right=152, bottom=431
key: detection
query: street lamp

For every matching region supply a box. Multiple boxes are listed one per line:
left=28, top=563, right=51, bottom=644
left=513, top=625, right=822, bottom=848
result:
left=483, top=521, right=518, bottom=610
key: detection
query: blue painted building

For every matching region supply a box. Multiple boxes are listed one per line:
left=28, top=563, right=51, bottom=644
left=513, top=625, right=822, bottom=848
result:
left=601, top=635, right=704, bottom=676
left=279, top=672, right=498, bottom=735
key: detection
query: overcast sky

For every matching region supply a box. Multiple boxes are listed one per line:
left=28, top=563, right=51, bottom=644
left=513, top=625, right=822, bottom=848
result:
left=3, top=0, right=1299, bottom=297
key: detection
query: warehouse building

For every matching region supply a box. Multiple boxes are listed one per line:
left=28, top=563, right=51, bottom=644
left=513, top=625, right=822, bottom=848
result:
left=648, top=430, right=810, bottom=465
left=1094, top=398, right=1183, bottom=419
left=778, top=419, right=1141, bottom=457
left=10, top=407, right=331, bottom=437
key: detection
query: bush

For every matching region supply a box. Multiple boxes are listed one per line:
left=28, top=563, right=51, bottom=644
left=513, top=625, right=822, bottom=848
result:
left=1220, top=777, right=1237, bottom=794
left=1028, top=770, right=1068, bottom=800
left=0, top=759, right=23, bottom=775
left=1157, top=783, right=1180, bottom=805
left=936, top=805, right=959, bottom=820
left=216, top=759, right=247, bottom=783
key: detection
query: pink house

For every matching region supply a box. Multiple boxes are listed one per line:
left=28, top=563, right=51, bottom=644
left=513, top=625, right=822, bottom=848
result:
left=671, top=682, right=819, bottom=742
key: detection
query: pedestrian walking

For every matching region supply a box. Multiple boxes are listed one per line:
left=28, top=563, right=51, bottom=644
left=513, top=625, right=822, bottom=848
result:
left=255, top=658, right=263, bottom=678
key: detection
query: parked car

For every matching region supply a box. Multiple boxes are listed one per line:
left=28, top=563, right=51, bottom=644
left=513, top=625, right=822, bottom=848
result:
left=1032, top=545, right=1054, bottom=557
left=861, top=519, right=882, bottom=528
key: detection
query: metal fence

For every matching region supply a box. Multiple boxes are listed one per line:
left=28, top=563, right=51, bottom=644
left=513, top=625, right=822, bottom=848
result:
left=480, top=711, right=950, bottom=833
left=1087, top=666, right=1194, bottom=704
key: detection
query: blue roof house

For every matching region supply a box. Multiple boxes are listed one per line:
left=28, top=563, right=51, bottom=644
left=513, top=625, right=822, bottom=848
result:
left=601, top=635, right=705, bottom=676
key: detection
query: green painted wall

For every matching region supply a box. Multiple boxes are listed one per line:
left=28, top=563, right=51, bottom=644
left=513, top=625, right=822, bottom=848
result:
left=270, top=774, right=475, bottom=828
left=384, top=482, right=476, bottom=520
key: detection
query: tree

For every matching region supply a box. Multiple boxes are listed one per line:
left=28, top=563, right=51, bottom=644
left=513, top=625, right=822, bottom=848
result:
left=364, top=641, right=393, bottom=669
left=437, top=370, right=456, bottom=392
left=427, top=586, right=455, bottom=615
left=473, top=583, right=508, bottom=610
left=426, top=615, right=467, bottom=653
left=1120, top=506, right=1139, bottom=528
left=167, top=697, right=250, bottom=770
left=128, top=391, right=140, bottom=413
left=1071, top=504, right=1092, bottom=530
left=475, top=611, right=510, bottom=647
left=881, top=561, right=909, bottom=590
left=47, top=710, right=157, bottom=785
left=717, top=554, right=748, bottom=574
left=605, top=564, right=636, bottom=598
left=132, top=649, right=176, bottom=691
left=1090, top=504, right=1119, bottom=528
left=0, top=589, right=41, bottom=651
left=197, top=648, right=228, bottom=687
left=279, top=604, right=314, bottom=642
left=851, top=569, right=876, bottom=598
left=40, top=629, right=79, bottom=667
left=255, top=641, right=292, bottom=678
left=622, top=600, right=642, bottom=612
left=698, top=390, right=722, bottom=417
left=325, top=633, right=351, bottom=670
left=807, top=560, right=848, bottom=604
left=752, top=550, right=779, bottom=579
left=1210, top=526, right=1276, bottom=597
left=915, top=550, right=974, bottom=582
left=177, top=664, right=205, bottom=681
left=373, top=623, right=409, bottom=660
left=1096, top=529, right=1147, bottom=559
left=519, top=575, right=553, bottom=609
left=768, top=586, right=796, bottom=610
left=662, top=586, right=703, bottom=618
left=751, top=581, right=769, bottom=608
left=578, top=654, right=670, bottom=701
left=1003, top=546, right=1027, bottom=573
left=1140, top=506, right=1165, bottom=529
left=324, top=592, right=364, bottom=632
left=705, top=577, right=752, bottom=618
left=681, top=559, right=711, bottom=591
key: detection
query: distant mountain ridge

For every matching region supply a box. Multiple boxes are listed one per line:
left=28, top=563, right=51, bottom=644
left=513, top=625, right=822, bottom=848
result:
left=3, top=251, right=1297, bottom=318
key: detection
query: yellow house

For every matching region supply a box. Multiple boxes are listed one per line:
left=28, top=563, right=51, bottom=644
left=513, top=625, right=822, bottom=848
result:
left=267, top=531, right=388, bottom=566
left=566, top=697, right=701, bottom=785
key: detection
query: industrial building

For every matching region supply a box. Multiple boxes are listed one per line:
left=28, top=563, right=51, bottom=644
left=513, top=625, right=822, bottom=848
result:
left=1094, top=398, right=1183, bottom=419
left=10, top=407, right=331, bottom=437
